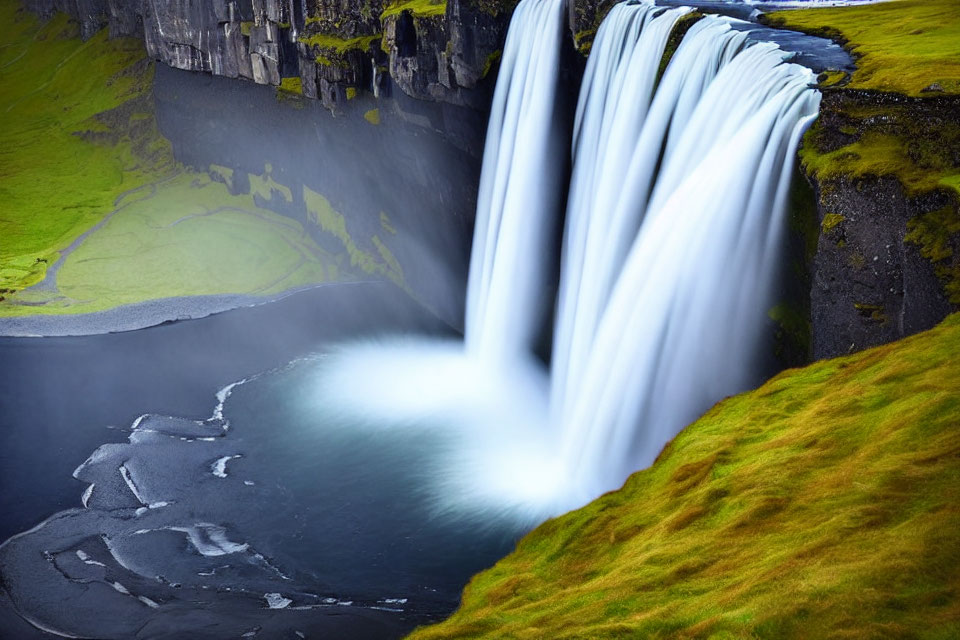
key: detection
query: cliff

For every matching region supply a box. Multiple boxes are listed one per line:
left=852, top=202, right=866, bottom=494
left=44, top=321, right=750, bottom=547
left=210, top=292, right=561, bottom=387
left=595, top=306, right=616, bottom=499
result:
left=766, top=0, right=960, bottom=359
left=21, top=0, right=516, bottom=113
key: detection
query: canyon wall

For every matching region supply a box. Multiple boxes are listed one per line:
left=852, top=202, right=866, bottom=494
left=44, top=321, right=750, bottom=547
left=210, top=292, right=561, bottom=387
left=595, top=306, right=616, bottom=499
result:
left=18, top=0, right=960, bottom=358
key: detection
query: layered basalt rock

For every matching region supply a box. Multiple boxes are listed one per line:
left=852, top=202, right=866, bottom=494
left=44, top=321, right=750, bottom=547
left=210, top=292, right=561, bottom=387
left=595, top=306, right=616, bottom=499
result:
left=22, top=0, right=513, bottom=112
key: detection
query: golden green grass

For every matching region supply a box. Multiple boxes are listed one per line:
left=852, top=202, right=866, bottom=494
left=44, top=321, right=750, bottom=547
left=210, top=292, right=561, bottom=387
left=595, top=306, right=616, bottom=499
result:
left=410, top=313, right=960, bottom=639
left=767, top=0, right=960, bottom=96
left=766, top=0, right=960, bottom=202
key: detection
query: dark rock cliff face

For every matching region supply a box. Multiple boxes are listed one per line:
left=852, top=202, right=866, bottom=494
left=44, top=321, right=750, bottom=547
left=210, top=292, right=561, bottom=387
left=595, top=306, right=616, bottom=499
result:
left=803, top=89, right=960, bottom=359
left=22, top=0, right=514, bottom=113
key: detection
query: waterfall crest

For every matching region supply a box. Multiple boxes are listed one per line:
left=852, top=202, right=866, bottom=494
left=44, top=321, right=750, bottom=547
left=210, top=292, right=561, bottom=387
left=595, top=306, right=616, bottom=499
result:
left=464, top=0, right=567, bottom=364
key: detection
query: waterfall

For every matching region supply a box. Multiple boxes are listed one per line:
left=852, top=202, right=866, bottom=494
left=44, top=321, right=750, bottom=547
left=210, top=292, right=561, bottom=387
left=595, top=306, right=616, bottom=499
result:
left=464, top=0, right=567, bottom=363
left=316, top=0, right=821, bottom=521
left=552, top=2, right=699, bottom=414
left=554, top=12, right=821, bottom=499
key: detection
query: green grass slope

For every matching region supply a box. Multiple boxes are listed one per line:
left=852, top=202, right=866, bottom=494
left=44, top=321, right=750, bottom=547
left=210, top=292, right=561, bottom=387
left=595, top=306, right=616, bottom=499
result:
left=411, top=314, right=960, bottom=639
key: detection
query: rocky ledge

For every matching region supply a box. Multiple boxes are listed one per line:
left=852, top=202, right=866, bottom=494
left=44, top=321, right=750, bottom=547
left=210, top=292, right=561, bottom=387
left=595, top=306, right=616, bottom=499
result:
left=802, top=88, right=960, bottom=359
left=23, top=0, right=517, bottom=112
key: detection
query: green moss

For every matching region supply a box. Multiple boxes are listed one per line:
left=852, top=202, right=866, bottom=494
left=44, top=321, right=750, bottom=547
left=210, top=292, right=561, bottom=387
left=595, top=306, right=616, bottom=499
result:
left=303, top=186, right=404, bottom=286
left=278, top=76, right=303, bottom=95
left=379, top=211, right=398, bottom=235
left=276, top=77, right=306, bottom=108
left=817, top=69, right=848, bottom=88
left=298, top=32, right=382, bottom=54
left=248, top=165, right=293, bottom=203
left=346, top=86, right=358, bottom=100
left=410, top=313, right=960, bottom=639
left=905, top=205, right=960, bottom=303
left=821, top=212, right=845, bottom=232
left=208, top=164, right=235, bottom=190
left=799, top=110, right=960, bottom=200
left=481, top=49, right=502, bottom=79
left=656, top=11, right=703, bottom=85
left=573, top=29, right=596, bottom=55
left=381, top=0, right=446, bottom=19
left=240, top=21, right=253, bottom=37
left=767, top=303, right=811, bottom=358
left=854, top=302, right=887, bottom=324
left=364, top=108, right=381, bottom=125
left=767, top=0, right=960, bottom=97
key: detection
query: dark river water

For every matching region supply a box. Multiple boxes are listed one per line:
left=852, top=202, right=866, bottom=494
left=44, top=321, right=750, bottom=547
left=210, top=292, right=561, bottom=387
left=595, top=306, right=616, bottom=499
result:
left=0, top=284, right=523, bottom=639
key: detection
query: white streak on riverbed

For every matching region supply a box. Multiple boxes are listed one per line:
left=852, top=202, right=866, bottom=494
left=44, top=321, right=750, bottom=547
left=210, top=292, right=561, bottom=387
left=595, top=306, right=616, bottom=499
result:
left=211, top=455, right=241, bottom=478
left=167, top=523, right=249, bottom=556
left=80, top=484, right=94, bottom=508
left=75, top=550, right=106, bottom=567
left=264, top=592, right=292, bottom=609
left=118, top=463, right=145, bottom=504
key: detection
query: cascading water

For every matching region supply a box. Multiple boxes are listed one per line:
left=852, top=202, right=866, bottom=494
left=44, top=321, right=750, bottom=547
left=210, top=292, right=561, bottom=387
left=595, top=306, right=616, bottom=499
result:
left=553, top=8, right=821, bottom=500
left=464, top=0, right=567, bottom=363
left=317, top=0, right=821, bottom=521
left=551, top=1, right=693, bottom=412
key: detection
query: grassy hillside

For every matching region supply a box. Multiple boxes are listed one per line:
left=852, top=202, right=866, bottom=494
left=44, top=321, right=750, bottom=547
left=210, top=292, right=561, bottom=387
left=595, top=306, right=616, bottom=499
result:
left=0, top=3, right=169, bottom=292
left=0, top=1, right=387, bottom=317
left=766, top=0, right=960, bottom=96
left=411, top=314, right=960, bottom=639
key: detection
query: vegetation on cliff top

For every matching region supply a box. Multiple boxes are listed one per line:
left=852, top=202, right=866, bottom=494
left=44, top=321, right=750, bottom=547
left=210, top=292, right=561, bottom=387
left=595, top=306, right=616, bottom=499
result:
left=411, top=313, right=960, bottom=639
left=767, top=0, right=960, bottom=199
left=767, top=0, right=960, bottom=96
left=381, top=0, right=447, bottom=20
left=799, top=101, right=960, bottom=199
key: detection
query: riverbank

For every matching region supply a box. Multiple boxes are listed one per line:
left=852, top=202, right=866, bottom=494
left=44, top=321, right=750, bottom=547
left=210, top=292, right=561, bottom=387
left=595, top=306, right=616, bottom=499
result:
left=0, top=281, right=388, bottom=337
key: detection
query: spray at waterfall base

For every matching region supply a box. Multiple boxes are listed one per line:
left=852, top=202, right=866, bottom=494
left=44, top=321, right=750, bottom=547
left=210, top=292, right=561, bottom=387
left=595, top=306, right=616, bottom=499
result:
left=316, top=0, right=821, bottom=523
